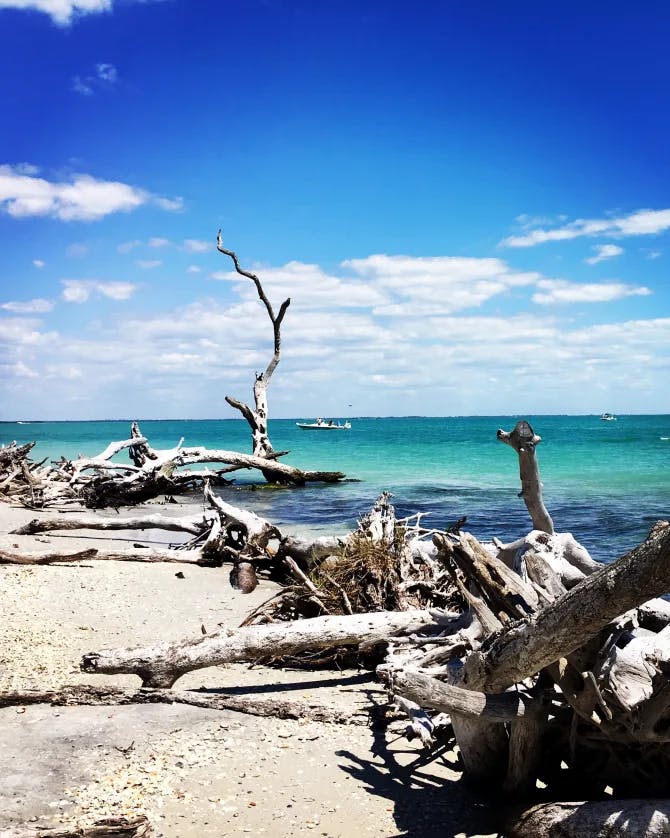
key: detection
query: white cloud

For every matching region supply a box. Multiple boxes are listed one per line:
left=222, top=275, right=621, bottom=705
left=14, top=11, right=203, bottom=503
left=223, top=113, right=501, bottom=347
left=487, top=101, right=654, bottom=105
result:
left=72, top=62, right=118, bottom=96
left=183, top=239, right=212, bottom=253
left=154, top=196, right=183, bottom=212
left=0, top=165, right=182, bottom=221
left=585, top=244, right=624, bottom=265
left=117, top=239, right=142, bottom=253
left=32, top=259, right=45, bottom=268
left=67, top=242, right=89, bottom=257
left=532, top=279, right=652, bottom=305
left=501, top=208, right=670, bottom=248
left=148, top=237, right=170, bottom=248
left=72, top=76, right=94, bottom=96
left=212, top=259, right=389, bottom=311
left=1, top=298, right=54, bottom=313
left=344, top=254, right=539, bottom=315
left=0, top=0, right=111, bottom=25
left=187, top=265, right=201, bottom=274
left=12, top=360, right=39, bottom=378
left=3, top=249, right=669, bottom=418
left=136, top=259, right=161, bottom=269
left=0, top=0, right=162, bottom=26
left=96, top=62, right=117, bottom=82
left=61, top=280, right=136, bottom=303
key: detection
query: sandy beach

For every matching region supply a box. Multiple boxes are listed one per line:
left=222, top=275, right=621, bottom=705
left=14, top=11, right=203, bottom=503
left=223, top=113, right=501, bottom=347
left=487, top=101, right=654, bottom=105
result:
left=0, top=499, right=499, bottom=838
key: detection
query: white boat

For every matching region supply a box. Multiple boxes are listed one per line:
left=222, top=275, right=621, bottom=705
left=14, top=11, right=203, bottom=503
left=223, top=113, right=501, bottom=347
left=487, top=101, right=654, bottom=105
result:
left=296, top=418, right=351, bottom=431
left=600, top=413, right=617, bottom=421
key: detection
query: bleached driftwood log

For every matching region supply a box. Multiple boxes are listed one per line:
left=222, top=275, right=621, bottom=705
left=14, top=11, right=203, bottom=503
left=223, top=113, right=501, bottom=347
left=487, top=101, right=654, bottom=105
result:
left=81, top=610, right=443, bottom=688
left=498, top=420, right=554, bottom=534
left=11, top=512, right=209, bottom=537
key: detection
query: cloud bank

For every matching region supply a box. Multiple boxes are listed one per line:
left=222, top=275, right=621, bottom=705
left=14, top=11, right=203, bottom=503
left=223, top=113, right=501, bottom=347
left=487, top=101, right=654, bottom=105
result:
left=0, top=165, right=182, bottom=221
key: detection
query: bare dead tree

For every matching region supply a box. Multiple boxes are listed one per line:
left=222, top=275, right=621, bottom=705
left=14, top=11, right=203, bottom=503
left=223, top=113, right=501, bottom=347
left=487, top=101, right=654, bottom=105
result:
left=498, top=420, right=554, bottom=534
left=216, top=231, right=290, bottom=475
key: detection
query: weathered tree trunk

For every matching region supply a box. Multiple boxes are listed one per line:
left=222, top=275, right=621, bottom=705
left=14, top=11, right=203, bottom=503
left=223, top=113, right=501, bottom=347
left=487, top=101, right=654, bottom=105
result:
left=505, top=800, right=670, bottom=838
left=81, top=610, right=441, bottom=687
left=216, top=231, right=290, bottom=478
left=498, top=420, right=554, bottom=534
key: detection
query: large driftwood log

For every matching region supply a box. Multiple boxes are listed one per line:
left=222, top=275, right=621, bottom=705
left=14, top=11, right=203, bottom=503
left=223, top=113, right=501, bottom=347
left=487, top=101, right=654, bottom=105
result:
left=81, top=610, right=442, bottom=687
left=464, top=522, right=670, bottom=692
left=505, top=800, right=670, bottom=838
left=498, top=420, right=554, bottom=534
left=0, top=816, right=152, bottom=838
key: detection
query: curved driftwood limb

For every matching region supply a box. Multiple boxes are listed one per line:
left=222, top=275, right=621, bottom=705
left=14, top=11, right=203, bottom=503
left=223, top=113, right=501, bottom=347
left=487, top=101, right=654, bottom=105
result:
left=505, top=800, right=670, bottom=838
left=463, top=522, right=670, bottom=692
left=216, top=230, right=290, bottom=467
left=0, top=815, right=152, bottom=837
left=202, top=480, right=279, bottom=548
left=168, top=448, right=345, bottom=485
left=498, top=420, right=554, bottom=535
left=81, top=610, right=441, bottom=688
left=0, top=684, right=366, bottom=725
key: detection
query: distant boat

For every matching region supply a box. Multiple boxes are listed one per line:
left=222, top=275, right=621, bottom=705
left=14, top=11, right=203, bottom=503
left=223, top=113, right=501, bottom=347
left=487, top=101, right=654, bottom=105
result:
left=600, top=413, right=617, bottom=421
left=296, top=418, right=351, bottom=431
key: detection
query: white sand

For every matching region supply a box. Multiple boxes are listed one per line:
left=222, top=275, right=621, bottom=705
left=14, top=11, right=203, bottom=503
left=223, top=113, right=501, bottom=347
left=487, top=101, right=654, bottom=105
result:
left=0, top=499, right=498, bottom=837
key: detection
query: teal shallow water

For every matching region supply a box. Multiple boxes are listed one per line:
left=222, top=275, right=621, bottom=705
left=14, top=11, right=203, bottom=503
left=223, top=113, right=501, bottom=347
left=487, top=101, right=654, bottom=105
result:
left=3, top=415, right=669, bottom=564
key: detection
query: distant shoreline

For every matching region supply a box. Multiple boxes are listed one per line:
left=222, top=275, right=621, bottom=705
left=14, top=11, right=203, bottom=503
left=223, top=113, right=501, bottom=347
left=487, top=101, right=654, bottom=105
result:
left=2, top=412, right=668, bottom=424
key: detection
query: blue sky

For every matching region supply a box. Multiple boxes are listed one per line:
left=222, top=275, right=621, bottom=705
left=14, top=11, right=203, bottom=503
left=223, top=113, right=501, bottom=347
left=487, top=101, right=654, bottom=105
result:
left=1, top=0, right=670, bottom=419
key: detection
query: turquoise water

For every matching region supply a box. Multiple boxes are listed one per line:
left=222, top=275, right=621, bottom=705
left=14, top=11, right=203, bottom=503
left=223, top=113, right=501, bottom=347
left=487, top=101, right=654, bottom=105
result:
left=2, top=415, right=669, bottom=563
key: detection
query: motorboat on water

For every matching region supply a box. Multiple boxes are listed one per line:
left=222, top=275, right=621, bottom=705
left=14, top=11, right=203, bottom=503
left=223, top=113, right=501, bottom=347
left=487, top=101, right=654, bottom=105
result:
left=600, top=413, right=617, bottom=421
left=296, top=418, right=351, bottom=430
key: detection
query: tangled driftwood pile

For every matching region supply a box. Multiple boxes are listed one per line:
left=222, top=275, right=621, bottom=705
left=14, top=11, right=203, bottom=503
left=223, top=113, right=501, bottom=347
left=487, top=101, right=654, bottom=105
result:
left=0, top=421, right=344, bottom=514
left=3, top=420, right=670, bottom=837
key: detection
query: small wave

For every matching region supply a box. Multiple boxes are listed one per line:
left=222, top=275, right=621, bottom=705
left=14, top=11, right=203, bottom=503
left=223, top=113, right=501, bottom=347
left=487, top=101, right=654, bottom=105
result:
left=661, top=437, right=670, bottom=441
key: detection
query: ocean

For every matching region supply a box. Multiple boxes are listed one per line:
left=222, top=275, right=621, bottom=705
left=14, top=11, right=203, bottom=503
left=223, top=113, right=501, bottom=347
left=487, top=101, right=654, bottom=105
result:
left=3, top=415, right=669, bottom=564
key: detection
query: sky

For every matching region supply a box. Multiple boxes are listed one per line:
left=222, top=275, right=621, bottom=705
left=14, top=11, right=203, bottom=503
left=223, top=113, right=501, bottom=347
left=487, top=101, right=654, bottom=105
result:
left=1, top=0, right=670, bottom=420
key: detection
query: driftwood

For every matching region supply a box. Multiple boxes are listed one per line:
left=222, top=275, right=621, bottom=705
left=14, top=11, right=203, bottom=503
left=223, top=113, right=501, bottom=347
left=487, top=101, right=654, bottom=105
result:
left=0, top=547, right=213, bottom=566
left=463, top=522, right=670, bottom=692
left=6, top=420, right=345, bottom=510
left=498, top=420, right=554, bottom=534
left=216, top=231, right=291, bottom=482
left=0, top=816, right=152, bottom=838
left=80, top=610, right=443, bottom=687
left=0, top=684, right=365, bottom=725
